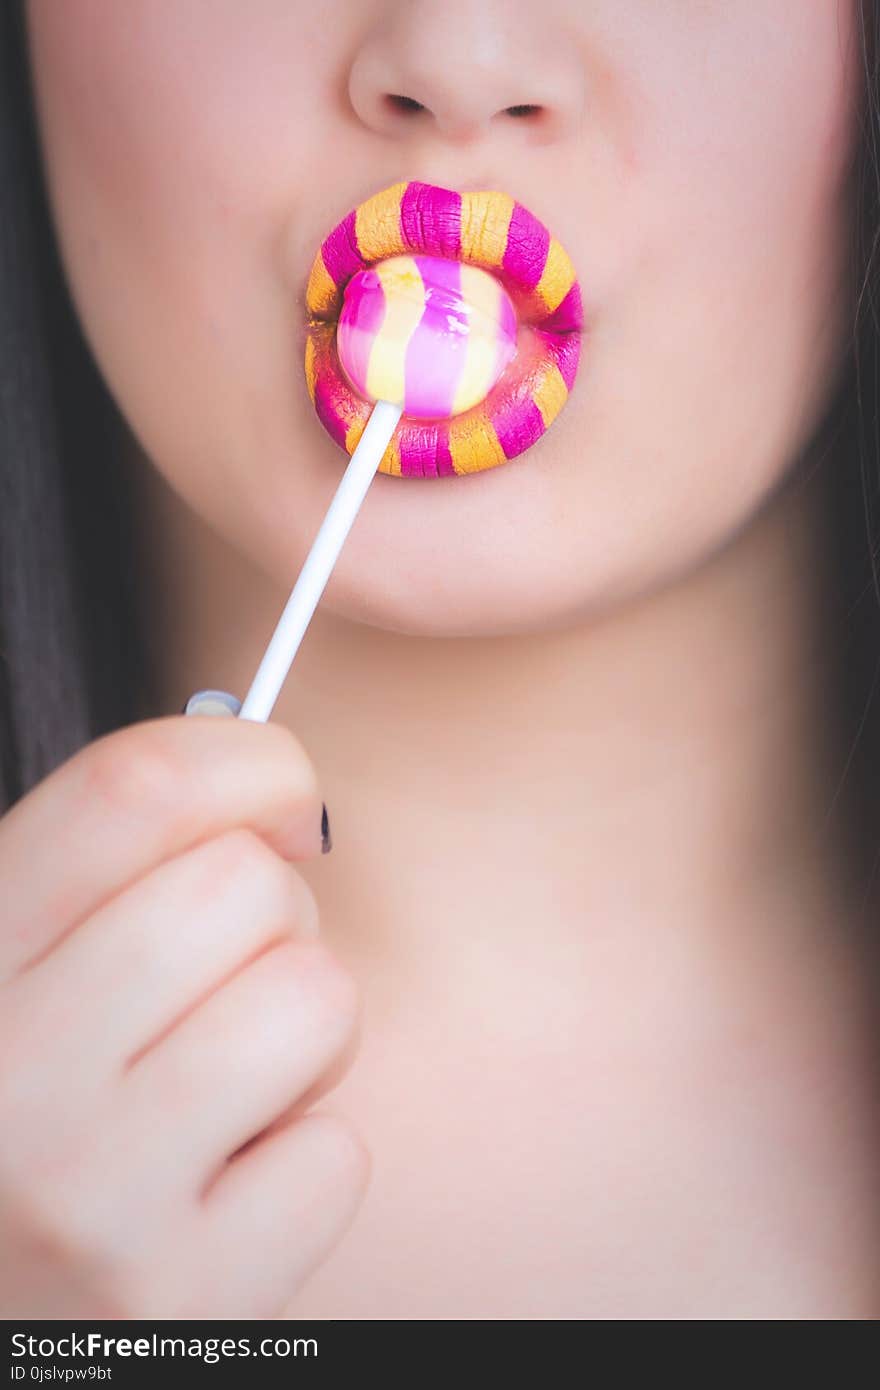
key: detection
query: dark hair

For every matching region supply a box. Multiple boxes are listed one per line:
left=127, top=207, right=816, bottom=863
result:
left=0, top=0, right=154, bottom=811
left=2, top=2, right=880, bottom=924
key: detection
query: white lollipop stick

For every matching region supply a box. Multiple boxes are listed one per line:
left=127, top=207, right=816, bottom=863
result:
left=185, top=399, right=402, bottom=723
left=236, top=398, right=403, bottom=722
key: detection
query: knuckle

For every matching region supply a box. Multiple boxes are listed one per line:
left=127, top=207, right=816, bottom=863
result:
left=204, top=826, right=284, bottom=890
left=0, top=1069, right=37, bottom=1159
left=301, top=1111, right=372, bottom=1192
left=80, top=727, right=180, bottom=821
left=239, top=943, right=360, bottom=1087
left=0, top=1004, right=32, bottom=1116
left=199, top=831, right=320, bottom=938
left=13, top=1159, right=119, bottom=1277
left=0, top=1002, right=64, bottom=1164
left=107, top=1271, right=173, bottom=1320
left=204, top=822, right=276, bottom=878
left=277, top=941, right=360, bottom=1041
left=285, top=868, right=321, bottom=938
left=269, top=723, right=321, bottom=802
left=4, top=1093, right=92, bottom=1193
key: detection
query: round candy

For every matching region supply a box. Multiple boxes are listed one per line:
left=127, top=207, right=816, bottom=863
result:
left=335, top=254, right=518, bottom=420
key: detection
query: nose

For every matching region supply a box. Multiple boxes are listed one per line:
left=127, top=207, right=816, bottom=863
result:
left=347, top=0, right=585, bottom=146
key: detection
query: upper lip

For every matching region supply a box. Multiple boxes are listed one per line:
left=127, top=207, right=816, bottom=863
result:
left=305, top=180, right=583, bottom=337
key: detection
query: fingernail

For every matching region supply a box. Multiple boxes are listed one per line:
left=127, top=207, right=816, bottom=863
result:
left=182, top=690, right=242, bottom=717
left=321, top=802, right=332, bottom=854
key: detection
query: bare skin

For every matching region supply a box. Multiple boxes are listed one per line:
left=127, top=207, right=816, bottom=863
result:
left=16, top=0, right=880, bottom=1316
left=128, top=420, right=880, bottom=1319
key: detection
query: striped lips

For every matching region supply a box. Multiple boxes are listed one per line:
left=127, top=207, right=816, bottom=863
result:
left=304, top=180, right=583, bottom=478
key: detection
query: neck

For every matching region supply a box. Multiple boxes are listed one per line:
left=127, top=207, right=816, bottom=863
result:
left=128, top=436, right=880, bottom=1313
left=128, top=437, right=860, bottom=964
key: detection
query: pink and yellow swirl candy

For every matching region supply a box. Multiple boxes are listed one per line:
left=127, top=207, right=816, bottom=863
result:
left=336, top=255, right=518, bottom=419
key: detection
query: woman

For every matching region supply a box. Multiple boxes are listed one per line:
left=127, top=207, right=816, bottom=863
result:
left=1, top=0, right=878, bottom=1318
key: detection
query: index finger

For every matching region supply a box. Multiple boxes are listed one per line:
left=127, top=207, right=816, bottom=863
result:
left=0, top=715, right=326, bottom=978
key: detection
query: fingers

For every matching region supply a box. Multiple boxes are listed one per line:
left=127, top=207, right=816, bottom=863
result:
left=0, top=715, right=326, bottom=979
left=189, top=1112, right=370, bottom=1319
left=12, top=828, right=321, bottom=1077
left=119, top=940, right=361, bottom=1192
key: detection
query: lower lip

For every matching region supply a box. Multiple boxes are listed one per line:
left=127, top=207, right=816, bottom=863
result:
left=303, top=182, right=584, bottom=479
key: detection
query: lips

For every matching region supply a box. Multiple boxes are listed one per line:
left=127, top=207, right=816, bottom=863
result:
left=304, top=181, right=583, bottom=478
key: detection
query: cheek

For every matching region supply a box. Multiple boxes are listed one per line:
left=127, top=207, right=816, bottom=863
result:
left=24, top=0, right=326, bottom=499
left=565, top=1, right=861, bottom=594
left=668, top=4, right=858, bottom=420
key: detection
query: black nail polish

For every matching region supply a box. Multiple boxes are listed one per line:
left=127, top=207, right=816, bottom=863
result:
left=321, top=802, right=332, bottom=854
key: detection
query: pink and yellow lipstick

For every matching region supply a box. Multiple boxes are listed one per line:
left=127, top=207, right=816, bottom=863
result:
left=304, top=181, right=583, bottom=478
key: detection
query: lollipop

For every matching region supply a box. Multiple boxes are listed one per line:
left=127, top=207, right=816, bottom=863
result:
left=186, top=182, right=582, bottom=724
left=335, top=254, right=518, bottom=419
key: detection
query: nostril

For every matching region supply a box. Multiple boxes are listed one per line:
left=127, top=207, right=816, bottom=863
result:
left=386, top=94, right=426, bottom=114
left=382, top=95, right=545, bottom=126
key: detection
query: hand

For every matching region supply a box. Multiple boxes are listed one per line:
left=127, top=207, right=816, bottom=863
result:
left=0, top=715, right=368, bottom=1318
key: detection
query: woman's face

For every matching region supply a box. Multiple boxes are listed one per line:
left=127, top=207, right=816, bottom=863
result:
left=24, top=0, right=862, bottom=635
